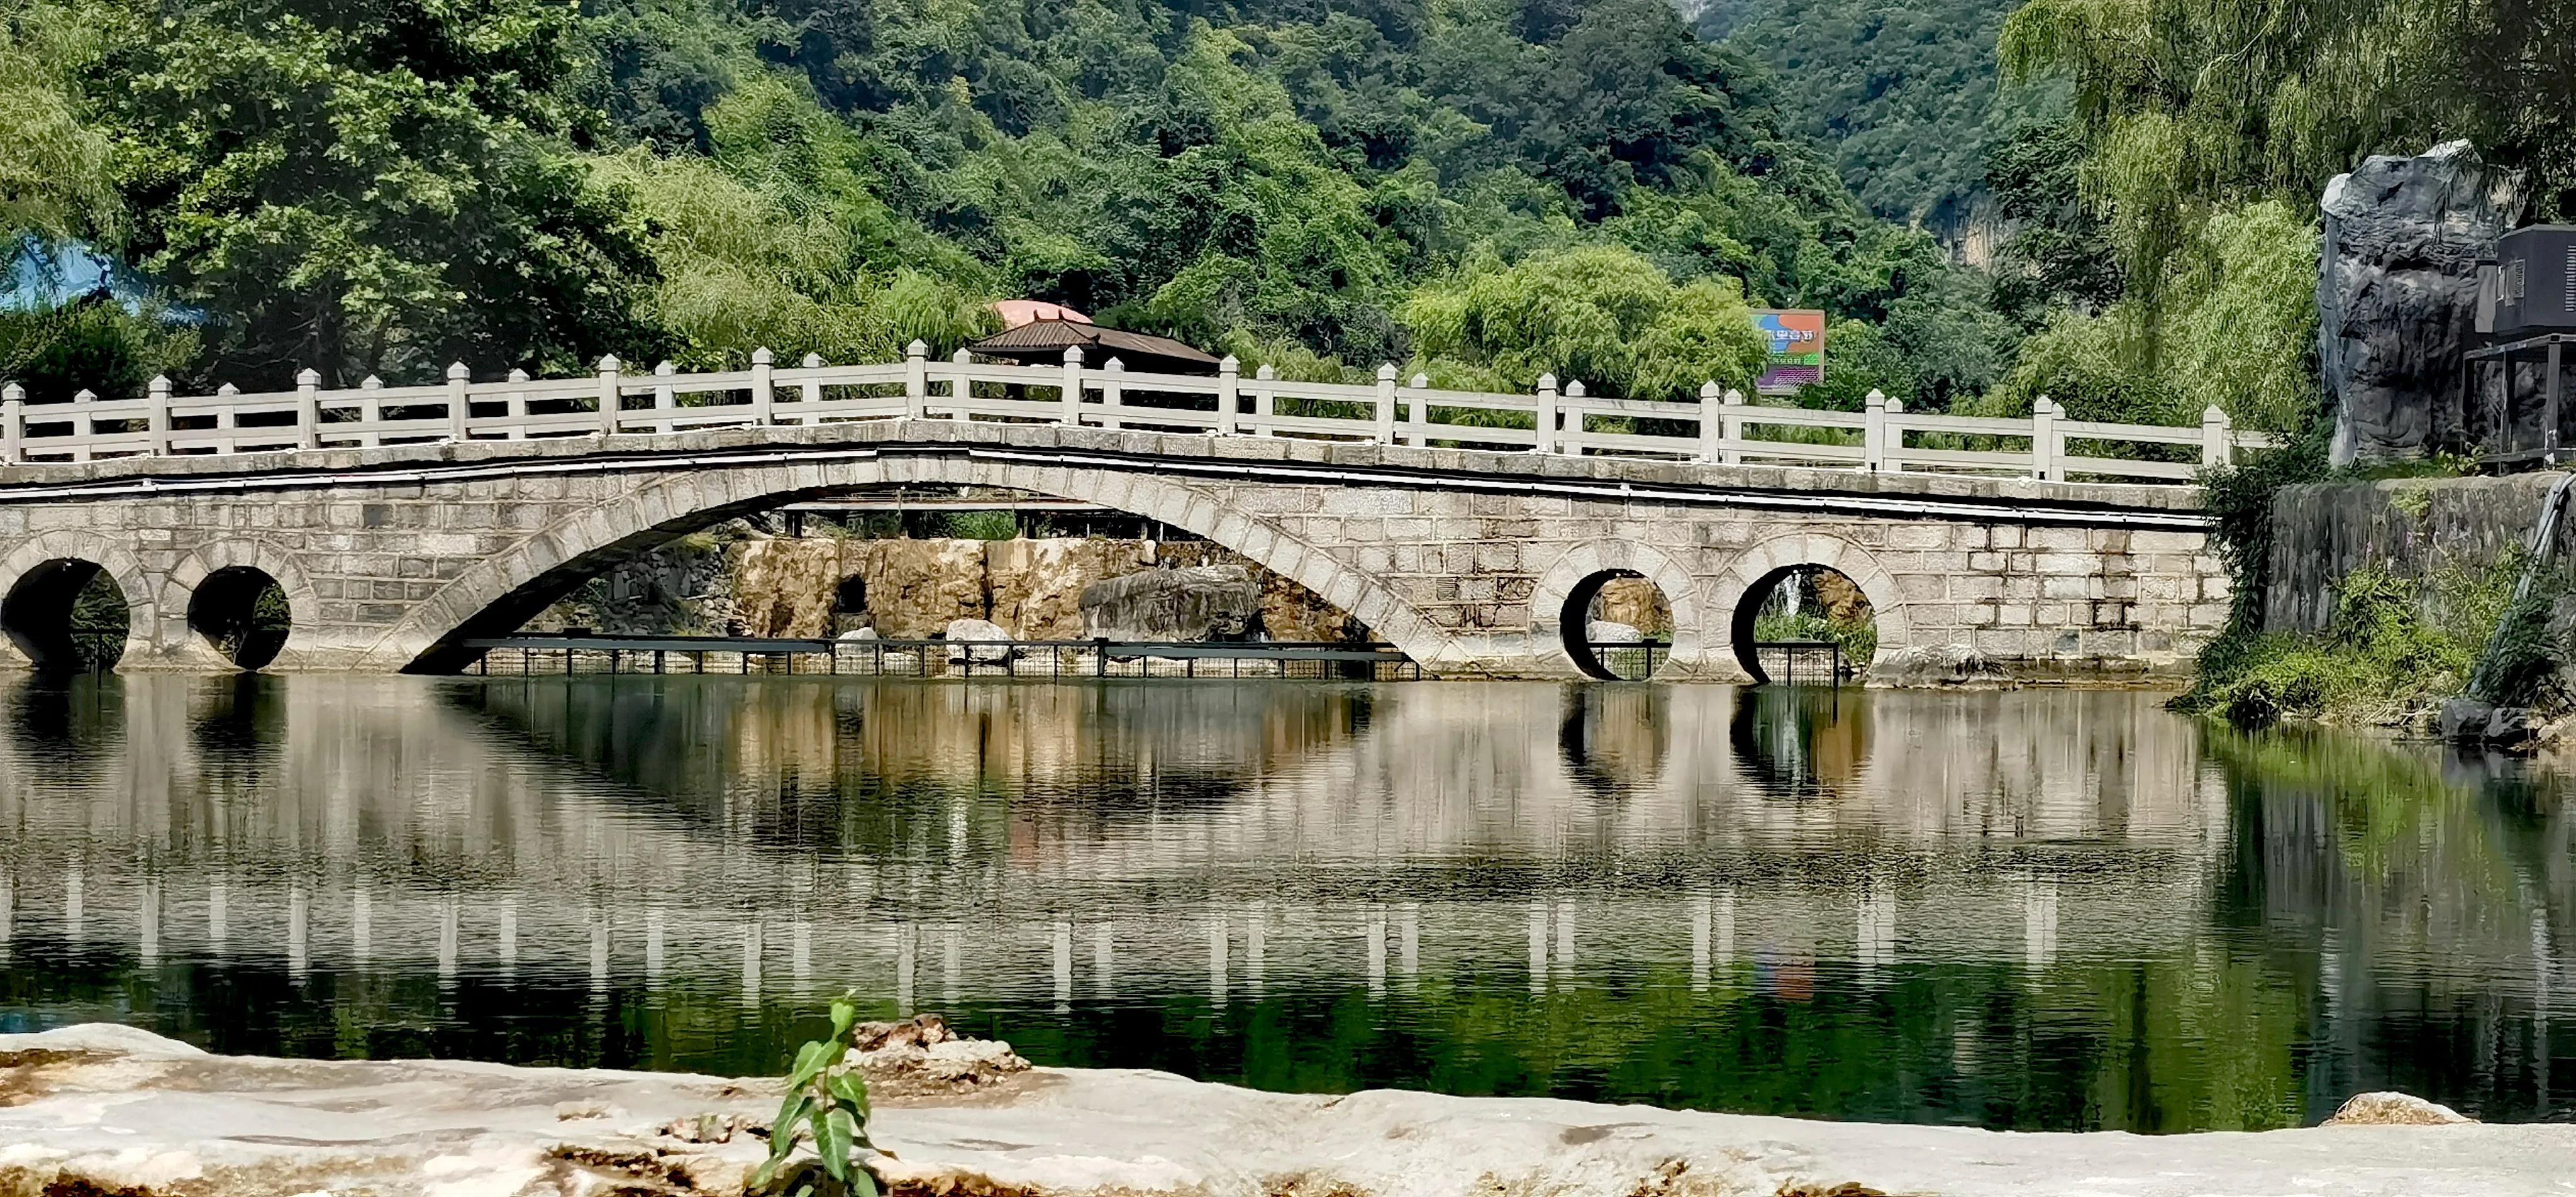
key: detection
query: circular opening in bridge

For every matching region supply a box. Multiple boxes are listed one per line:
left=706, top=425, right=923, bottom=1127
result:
left=187, top=566, right=292, bottom=670
left=1560, top=570, right=1672, bottom=680
left=2, top=559, right=131, bottom=673
left=1732, top=565, right=1877, bottom=685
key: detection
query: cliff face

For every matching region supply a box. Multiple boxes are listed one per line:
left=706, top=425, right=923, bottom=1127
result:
left=536, top=529, right=1354, bottom=642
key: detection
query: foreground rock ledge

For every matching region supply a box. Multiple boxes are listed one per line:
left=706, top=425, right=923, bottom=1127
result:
left=3, top=1025, right=2568, bottom=1197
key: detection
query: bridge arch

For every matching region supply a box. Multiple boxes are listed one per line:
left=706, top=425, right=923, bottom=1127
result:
left=359, top=456, right=1469, bottom=673
left=157, top=539, right=321, bottom=670
left=1528, top=540, right=1711, bottom=678
left=1707, top=531, right=1913, bottom=678
left=0, top=530, right=157, bottom=670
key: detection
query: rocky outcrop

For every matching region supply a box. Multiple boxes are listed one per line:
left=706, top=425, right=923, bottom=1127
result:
left=1587, top=619, right=1642, bottom=644
left=1592, top=577, right=1672, bottom=636
left=2319, top=140, right=2521, bottom=466
left=2323, top=1091, right=2475, bottom=1127
left=989, top=538, right=1153, bottom=639
left=2, top=1024, right=2558, bottom=1197
left=1080, top=565, right=1264, bottom=641
left=943, top=617, right=1017, bottom=663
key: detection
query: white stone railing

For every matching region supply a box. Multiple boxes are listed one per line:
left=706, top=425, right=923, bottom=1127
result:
left=0, top=341, right=2275, bottom=482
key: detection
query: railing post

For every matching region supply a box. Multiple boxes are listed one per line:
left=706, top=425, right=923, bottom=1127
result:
left=1101, top=358, right=1125, bottom=430
left=2, top=383, right=21, bottom=465
left=1215, top=355, right=1240, bottom=435
left=653, top=360, right=678, bottom=433
left=445, top=363, right=470, bottom=441
left=804, top=352, right=827, bottom=426
left=1409, top=373, right=1431, bottom=446
left=1883, top=395, right=1905, bottom=473
left=2201, top=404, right=2232, bottom=468
left=1060, top=346, right=1085, bottom=426
left=1863, top=389, right=1887, bottom=472
left=903, top=340, right=928, bottom=421
left=1562, top=380, right=1585, bottom=454
left=750, top=347, right=775, bottom=426
left=595, top=355, right=622, bottom=436
left=950, top=349, right=972, bottom=421
left=1696, top=381, right=1722, bottom=464
left=358, top=375, right=384, bottom=448
left=147, top=375, right=172, bottom=455
left=504, top=369, right=529, bottom=441
left=296, top=368, right=320, bottom=449
left=1534, top=372, right=1558, bottom=454
left=2032, top=394, right=2060, bottom=481
left=1374, top=363, right=1397, bottom=443
left=214, top=383, right=238, bottom=452
left=70, top=389, right=96, bottom=463
left=1722, top=389, right=1745, bottom=465
left=1254, top=364, right=1276, bottom=436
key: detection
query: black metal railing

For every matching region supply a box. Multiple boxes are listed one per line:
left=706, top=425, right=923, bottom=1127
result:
left=1584, top=641, right=1667, bottom=681
left=458, top=635, right=1423, bottom=680
left=1752, top=639, right=1848, bottom=686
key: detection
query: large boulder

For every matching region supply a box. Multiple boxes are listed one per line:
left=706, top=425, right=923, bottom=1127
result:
left=1079, top=565, right=1264, bottom=641
left=2319, top=141, right=2522, bottom=466
left=1587, top=620, right=1642, bottom=644
left=943, top=617, right=1017, bottom=663
left=1868, top=643, right=2009, bottom=689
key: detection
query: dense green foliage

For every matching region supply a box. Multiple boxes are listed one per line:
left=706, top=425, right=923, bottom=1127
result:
left=2174, top=561, right=2516, bottom=729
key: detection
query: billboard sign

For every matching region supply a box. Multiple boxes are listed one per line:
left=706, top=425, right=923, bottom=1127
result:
left=1755, top=309, right=1826, bottom=394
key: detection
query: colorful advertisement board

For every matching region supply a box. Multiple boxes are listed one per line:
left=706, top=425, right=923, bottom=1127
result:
left=1755, top=309, right=1826, bottom=394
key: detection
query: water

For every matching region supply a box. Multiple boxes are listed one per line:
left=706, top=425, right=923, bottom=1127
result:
left=1, top=673, right=2569, bottom=1133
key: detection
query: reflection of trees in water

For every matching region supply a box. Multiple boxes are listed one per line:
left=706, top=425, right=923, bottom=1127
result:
left=3, top=672, right=125, bottom=770
left=1726, top=686, right=1868, bottom=800
left=187, top=672, right=287, bottom=776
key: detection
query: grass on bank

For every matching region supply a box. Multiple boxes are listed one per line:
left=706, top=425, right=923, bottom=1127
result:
left=2173, top=560, right=2531, bottom=729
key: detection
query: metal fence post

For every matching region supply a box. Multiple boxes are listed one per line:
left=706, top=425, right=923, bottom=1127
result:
left=750, top=347, right=775, bottom=426
left=2, top=383, right=21, bottom=465
left=1533, top=373, right=1558, bottom=454
left=1216, top=355, right=1240, bottom=435
left=296, top=368, right=320, bottom=449
left=447, top=362, right=470, bottom=441
left=147, top=374, right=172, bottom=455
left=1061, top=345, right=1085, bottom=426
left=1375, top=363, right=1397, bottom=443
left=595, top=355, right=621, bottom=436
left=1863, top=389, right=1887, bottom=471
left=2201, top=405, right=2233, bottom=468
left=904, top=340, right=928, bottom=421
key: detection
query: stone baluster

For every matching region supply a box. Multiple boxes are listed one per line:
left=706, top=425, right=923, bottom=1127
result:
left=1374, top=363, right=1398, bottom=444
left=147, top=375, right=171, bottom=455
left=70, top=389, right=95, bottom=463
left=2, top=382, right=21, bottom=465
left=1696, top=381, right=1723, bottom=464
left=1101, top=358, right=1126, bottom=431
left=903, top=340, right=928, bottom=421
left=802, top=352, right=826, bottom=426
left=214, top=383, right=238, bottom=452
left=594, top=355, right=621, bottom=436
left=1722, top=388, right=1746, bottom=465
left=360, top=374, right=384, bottom=447
left=949, top=349, right=972, bottom=421
left=1562, top=380, right=1585, bottom=455
left=653, top=361, right=677, bottom=434
left=1253, top=364, right=1276, bottom=436
left=1883, top=395, right=1905, bottom=473
left=1409, top=373, right=1431, bottom=446
left=1060, top=345, right=1085, bottom=426
left=504, top=369, right=529, bottom=440
left=750, top=348, right=775, bottom=426
left=1863, top=389, right=1887, bottom=472
left=295, top=368, right=320, bottom=450
left=2201, top=404, right=2233, bottom=468
left=447, top=363, right=470, bottom=442
left=1533, top=372, right=1558, bottom=455
left=2032, top=394, right=2060, bottom=481
left=1215, top=355, right=1240, bottom=435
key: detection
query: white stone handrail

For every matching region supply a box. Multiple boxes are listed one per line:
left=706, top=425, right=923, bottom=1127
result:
left=0, top=341, right=2276, bottom=483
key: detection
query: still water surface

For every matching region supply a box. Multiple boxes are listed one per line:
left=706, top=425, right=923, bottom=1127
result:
left=1, top=674, right=2569, bottom=1132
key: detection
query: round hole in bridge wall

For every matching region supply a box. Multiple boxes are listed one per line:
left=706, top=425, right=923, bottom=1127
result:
left=1560, top=570, right=1672, bottom=680
left=2, top=558, right=131, bottom=673
left=1731, top=566, right=1877, bottom=685
left=187, top=566, right=292, bottom=671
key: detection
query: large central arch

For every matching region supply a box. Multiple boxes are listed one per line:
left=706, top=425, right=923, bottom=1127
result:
left=362, top=455, right=1468, bottom=673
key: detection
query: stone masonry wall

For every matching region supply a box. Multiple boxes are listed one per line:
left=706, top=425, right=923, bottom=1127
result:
left=2264, top=473, right=2572, bottom=634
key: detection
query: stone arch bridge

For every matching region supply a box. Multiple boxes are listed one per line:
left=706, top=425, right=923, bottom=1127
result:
left=0, top=419, right=2226, bottom=680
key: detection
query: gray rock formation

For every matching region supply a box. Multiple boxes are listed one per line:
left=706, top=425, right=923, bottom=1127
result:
left=1869, top=643, right=2009, bottom=689
left=943, top=617, right=1017, bottom=663
left=1080, top=565, right=1264, bottom=641
left=2320, top=141, right=2521, bottom=465
left=1586, top=620, right=1642, bottom=644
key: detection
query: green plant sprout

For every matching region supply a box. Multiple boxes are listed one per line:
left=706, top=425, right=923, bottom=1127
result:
left=753, top=995, right=880, bottom=1197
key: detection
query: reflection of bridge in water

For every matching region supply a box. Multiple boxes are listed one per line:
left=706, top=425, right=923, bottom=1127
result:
left=0, top=675, right=2559, bottom=1033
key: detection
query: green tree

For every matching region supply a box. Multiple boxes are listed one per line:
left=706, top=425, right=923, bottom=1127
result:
left=0, top=1, right=118, bottom=245
left=1402, top=243, right=1768, bottom=398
